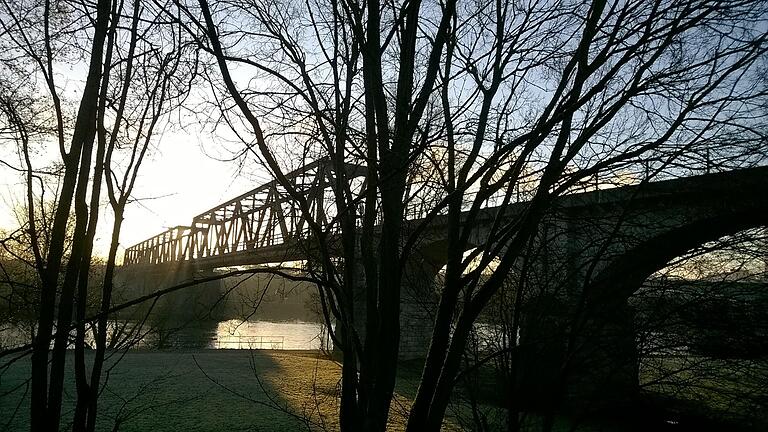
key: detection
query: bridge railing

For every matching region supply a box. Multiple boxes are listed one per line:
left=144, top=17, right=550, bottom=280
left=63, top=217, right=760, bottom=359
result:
left=123, top=226, right=193, bottom=265
left=215, top=335, right=285, bottom=350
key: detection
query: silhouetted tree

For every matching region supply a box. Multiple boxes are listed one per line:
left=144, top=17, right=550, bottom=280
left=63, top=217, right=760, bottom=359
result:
left=174, top=0, right=768, bottom=430
left=0, top=0, right=196, bottom=430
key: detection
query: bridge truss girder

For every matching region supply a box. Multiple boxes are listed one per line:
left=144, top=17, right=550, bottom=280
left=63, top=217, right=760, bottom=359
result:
left=124, top=158, right=365, bottom=265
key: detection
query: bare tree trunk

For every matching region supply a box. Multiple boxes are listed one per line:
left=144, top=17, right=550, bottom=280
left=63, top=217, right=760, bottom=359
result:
left=168, top=0, right=768, bottom=430
left=30, top=1, right=112, bottom=430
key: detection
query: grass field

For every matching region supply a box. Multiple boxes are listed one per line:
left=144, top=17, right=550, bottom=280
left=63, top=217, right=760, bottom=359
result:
left=1, top=350, right=353, bottom=432
left=2, top=350, right=766, bottom=431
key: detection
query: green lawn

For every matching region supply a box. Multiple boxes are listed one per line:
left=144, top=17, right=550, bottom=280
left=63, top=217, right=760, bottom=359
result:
left=1, top=350, right=351, bottom=432
left=3, top=351, right=765, bottom=431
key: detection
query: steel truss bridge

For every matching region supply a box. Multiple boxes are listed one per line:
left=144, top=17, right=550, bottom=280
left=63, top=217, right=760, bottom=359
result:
left=124, top=158, right=371, bottom=267
left=124, top=160, right=768, bottom=270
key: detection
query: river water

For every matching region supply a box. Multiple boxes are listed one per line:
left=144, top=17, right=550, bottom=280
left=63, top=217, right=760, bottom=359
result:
left=0, top=319, right=332, bottom=351
left=0, top=273, right=337, bottom=352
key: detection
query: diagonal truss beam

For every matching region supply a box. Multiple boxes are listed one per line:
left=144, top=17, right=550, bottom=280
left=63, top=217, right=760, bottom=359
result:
left=124, top=158, right=366, bottom=265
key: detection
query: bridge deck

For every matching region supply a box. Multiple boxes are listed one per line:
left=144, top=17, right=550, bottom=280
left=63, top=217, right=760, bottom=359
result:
left=124, top=164, right=768, bottom=269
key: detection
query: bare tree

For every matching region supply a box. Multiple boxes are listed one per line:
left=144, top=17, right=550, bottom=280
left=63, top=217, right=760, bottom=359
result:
left=0, top=0, right=196, bottom=430
left=173, top=0, right=768, bottom=430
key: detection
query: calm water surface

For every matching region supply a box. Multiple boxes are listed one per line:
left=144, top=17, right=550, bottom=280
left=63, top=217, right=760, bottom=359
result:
left=0, top=319, right=332, bottom=351
left=214, top=319, right=331, bottom=350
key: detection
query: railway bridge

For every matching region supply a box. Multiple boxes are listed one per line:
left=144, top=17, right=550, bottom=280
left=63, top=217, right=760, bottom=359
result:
left=122, top=160, right=768, bottom=408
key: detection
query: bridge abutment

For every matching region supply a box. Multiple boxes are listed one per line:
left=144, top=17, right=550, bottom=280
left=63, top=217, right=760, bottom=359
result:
left=399, top=258, right=442, bottom=359
left=115, top=262, right=224, bottom=324
left=515, top=293, right=639, bottom=413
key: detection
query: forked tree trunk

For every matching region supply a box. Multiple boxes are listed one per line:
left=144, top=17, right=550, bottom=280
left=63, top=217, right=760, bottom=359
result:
left=29, top=0, right=112, bottom=429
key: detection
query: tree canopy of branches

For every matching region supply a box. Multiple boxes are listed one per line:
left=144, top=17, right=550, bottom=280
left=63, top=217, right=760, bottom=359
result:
left=0, top=0, right=196, bottom=430
left=179, top=0, right=768, bottom=430
left=0, top=0, right=765, bottom=430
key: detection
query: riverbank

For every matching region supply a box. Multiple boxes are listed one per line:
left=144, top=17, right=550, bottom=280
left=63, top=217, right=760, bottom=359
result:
left=2, top=350, right=764, bottom=431
left=1, top=350, right=354, bottom=431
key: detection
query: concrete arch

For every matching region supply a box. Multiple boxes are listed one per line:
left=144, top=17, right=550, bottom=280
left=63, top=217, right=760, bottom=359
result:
left=554, top=208, right=768, bottom=413
left=588, top=208, right=768, bottom=304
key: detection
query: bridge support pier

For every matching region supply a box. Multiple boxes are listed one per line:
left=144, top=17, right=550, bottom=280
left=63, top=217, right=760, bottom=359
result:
left=516, top=294, right=639, bottom=413
left=515, top=294, right=569, bottom=410
left=345, top=257, right=440, bottom=360
left=399, top=259, right=441, bottom=359
left=567, top=298, right=639, bottom=411
left=116, top=262, right=224, bottom=325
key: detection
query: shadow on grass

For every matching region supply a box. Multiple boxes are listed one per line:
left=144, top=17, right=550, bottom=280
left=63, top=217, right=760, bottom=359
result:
left=192, top=349, right=342, bottom=431
left=0, top=350, right=343, bottom=432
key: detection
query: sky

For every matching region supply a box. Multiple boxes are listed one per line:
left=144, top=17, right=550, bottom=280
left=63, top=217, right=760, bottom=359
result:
left=0, top=128, right=260, bottom=260
left=111, top=131, right=259, bottom=255
left=0, top=52, right=269, bottom=260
